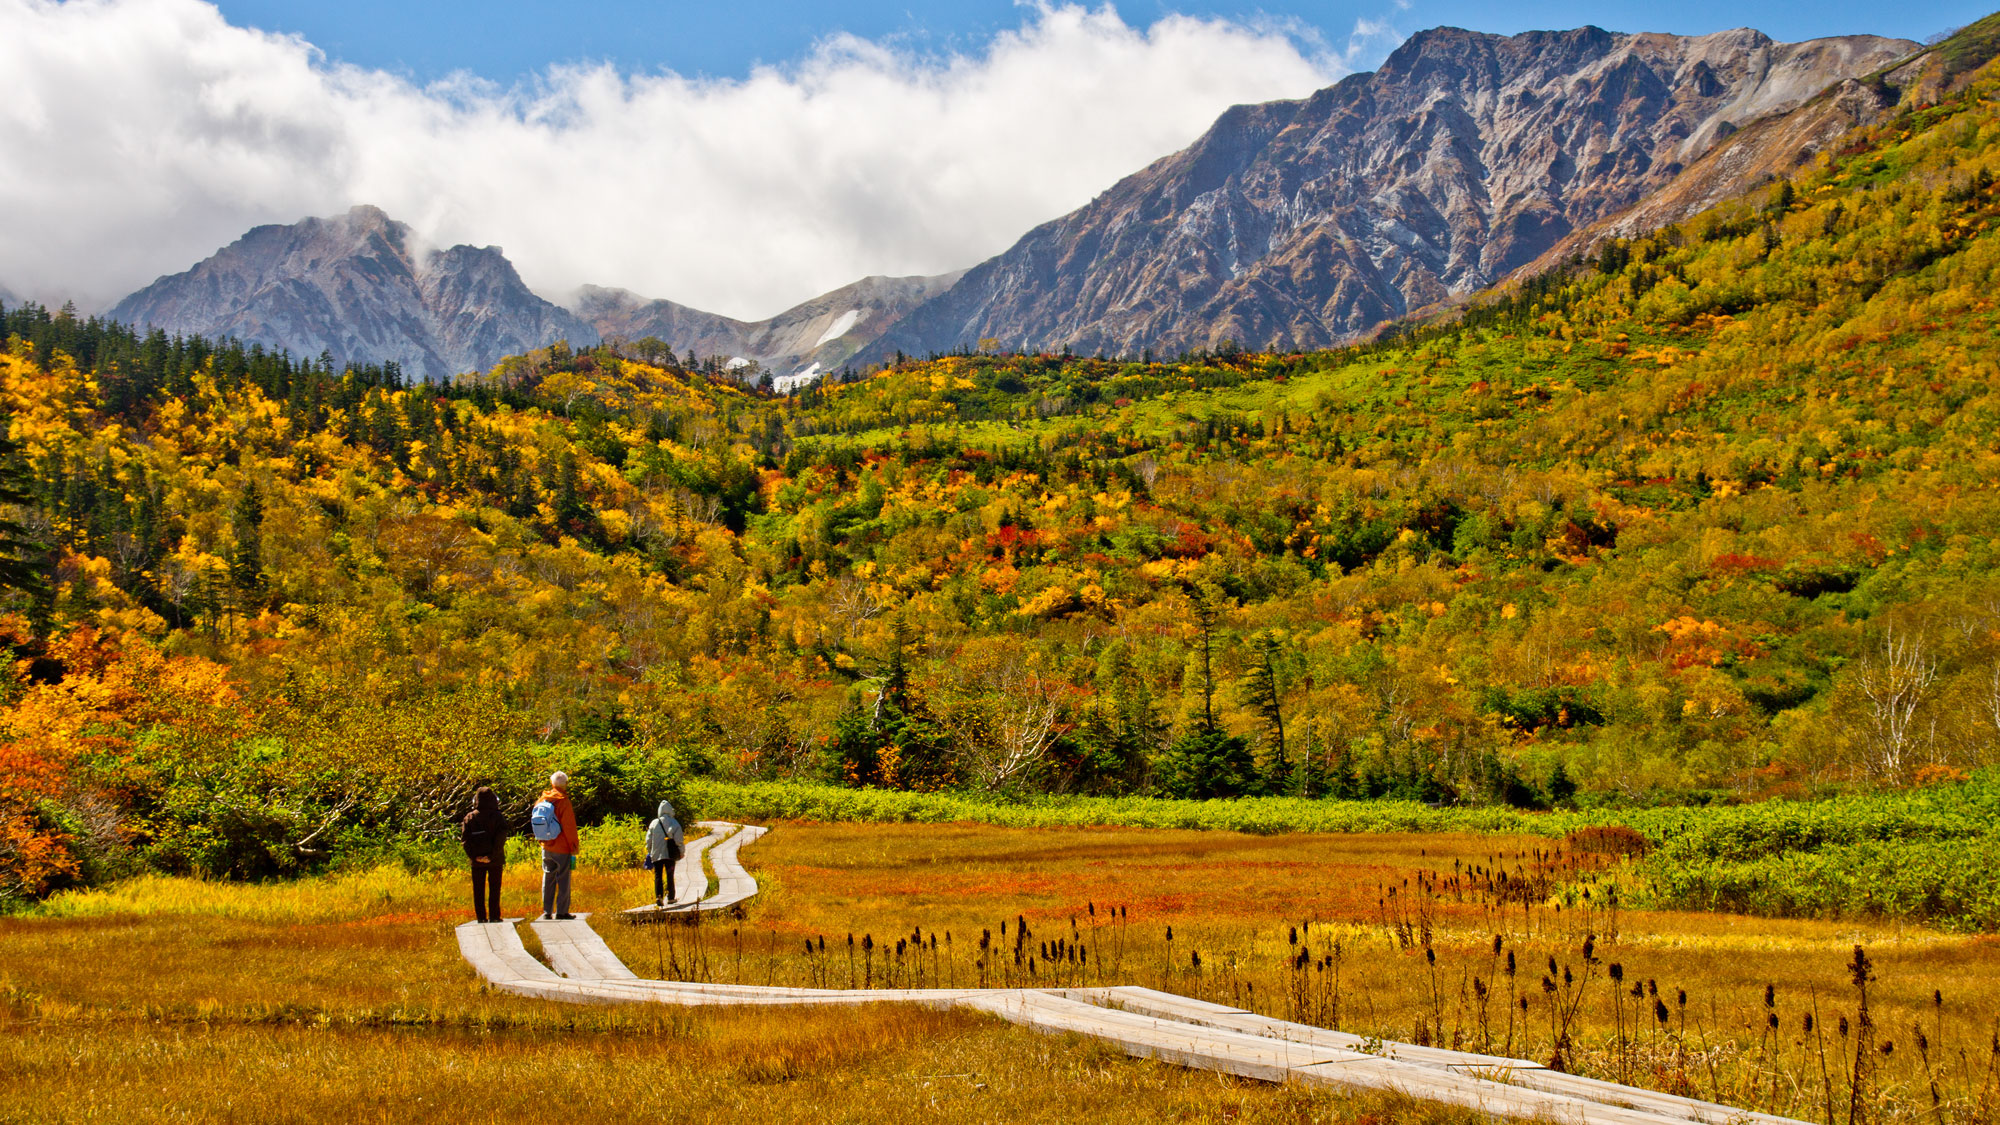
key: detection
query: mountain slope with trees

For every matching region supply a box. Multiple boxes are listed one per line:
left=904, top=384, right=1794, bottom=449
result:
left=0, top=23, right=1996, bottom=902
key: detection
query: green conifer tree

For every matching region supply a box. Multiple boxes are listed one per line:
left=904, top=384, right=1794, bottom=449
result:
left=0, top=426, right=50, bottom=623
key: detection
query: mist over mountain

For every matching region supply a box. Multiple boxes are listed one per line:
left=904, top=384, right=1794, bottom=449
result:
left=860, top=25, right=1916, bottom=362
left=108, top=206, right=598, bottom=382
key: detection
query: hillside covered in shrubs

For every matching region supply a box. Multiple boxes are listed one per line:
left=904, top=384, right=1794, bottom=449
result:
left=2, top=37, right=2000, bottom=903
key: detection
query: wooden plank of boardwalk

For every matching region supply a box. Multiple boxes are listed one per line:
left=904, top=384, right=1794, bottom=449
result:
left=459, top=821, right=1808, bottom=1125
left=1083, top=986, right=1803, bottom=1125
left=528, top=913, right=636, bottom=981
left=487, top=926, right=1703, bottom=1125
left=700, top=823, right=766, bottom=910
left=456, top=916, right=549, bottom=987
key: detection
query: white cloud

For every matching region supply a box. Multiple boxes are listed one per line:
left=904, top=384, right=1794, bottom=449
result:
left=0, top=0, right=1388, bottom=318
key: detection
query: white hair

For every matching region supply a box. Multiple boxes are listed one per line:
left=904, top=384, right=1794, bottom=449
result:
left=551, top=771, right=569, bottom=789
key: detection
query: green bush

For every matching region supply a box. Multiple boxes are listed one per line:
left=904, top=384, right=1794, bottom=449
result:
left=579, top=814, right=650, bottom=870
left=542, top=743, right=700, bottom=827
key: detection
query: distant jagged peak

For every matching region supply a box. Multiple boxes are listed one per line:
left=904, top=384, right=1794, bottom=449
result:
left=418, top=240, right=537, bottom=291
left=572, top=269, right=967, bottom=381
left=225, top=204, right=524, bottom=284
left=568, top=283, right=750, bottom=328
left=268, top=202, right=409, bottom=253
left=107, top=204, right=595, bottom=381
left=335, top=201, right=393, bottom=227
left=1370, top=23, right=1619, bottom=84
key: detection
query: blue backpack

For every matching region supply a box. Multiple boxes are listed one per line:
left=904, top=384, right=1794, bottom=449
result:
left=530, top=799, right=562, bottom=842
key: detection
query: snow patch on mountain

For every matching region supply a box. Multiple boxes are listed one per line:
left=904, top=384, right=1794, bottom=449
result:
left=814, top=309, right=862, bottom=347
left=774, top=364, right=822, bottom=394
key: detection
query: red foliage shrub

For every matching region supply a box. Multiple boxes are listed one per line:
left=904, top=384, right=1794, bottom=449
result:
left=1565, top=824, right=1652, bottom=858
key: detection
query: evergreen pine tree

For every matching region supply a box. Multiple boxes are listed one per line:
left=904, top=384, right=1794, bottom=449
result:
left=1242, top=630, right=1291, bottom=790
left=0, top=425, right=50, bottom=623
left=228, top=480, right=265, bottom=604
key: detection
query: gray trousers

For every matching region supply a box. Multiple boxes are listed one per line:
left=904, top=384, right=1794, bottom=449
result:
left=541, top=852, right=574, bottom=916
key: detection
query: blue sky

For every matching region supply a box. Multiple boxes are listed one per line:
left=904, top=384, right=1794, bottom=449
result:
left=211, top=0, right=1976, bottom=84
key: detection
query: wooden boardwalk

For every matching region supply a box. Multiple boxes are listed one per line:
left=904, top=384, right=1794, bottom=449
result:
left=614, top=821, right=766, bottom=917
left=460, top=822, right=1802, bottom=1125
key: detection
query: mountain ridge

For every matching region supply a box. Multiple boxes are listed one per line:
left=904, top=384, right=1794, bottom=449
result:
left=858, top=24, right=1918, bottom=362
left=94, top=21, right=1925, bottom=380
left=108, top=206, right=598, bottom=382
left=1511, top=12, right=2000, bottom=277
left=574, top=270, right=963, bottom=380
left=103, top=203, right=959, bottom=385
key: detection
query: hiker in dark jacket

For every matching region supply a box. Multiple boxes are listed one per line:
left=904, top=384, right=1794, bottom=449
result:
left=644, top=798, right=684, bottom=907
left=460, top=786, right=508, bottom=923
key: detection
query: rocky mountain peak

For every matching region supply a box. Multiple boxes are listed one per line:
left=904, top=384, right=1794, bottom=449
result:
left=109, top=207, right=593, bottom=381
left=861, top=23, right=1916, bottom=362
left=1523, top=15, right=2000, bottom=278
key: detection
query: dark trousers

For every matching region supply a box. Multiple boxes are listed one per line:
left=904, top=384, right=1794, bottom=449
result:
left=652, top=859, right=675, bottom=904
left=472, top=860, right=502, bottom=922
left=541, top=852, right=573, bottom=916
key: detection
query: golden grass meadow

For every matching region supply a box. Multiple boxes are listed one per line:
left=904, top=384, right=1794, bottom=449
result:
left=5, top=820, right=1999, bottom=1124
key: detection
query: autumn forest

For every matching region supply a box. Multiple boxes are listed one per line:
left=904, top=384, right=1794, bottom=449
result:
left=3, top=33, right=2000, bottom=909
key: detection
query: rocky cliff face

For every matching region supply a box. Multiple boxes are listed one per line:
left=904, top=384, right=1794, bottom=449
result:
left=863, top=25, right=1916, bottom=361
left=576, top=270, right=963, bottom=380
left=1527, top=19, right=1998, bottom=270
left=109, top=206, right=596, bottom=381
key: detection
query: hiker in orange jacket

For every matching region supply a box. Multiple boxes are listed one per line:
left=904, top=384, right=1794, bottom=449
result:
left=538, top=771, right=581, bottom=919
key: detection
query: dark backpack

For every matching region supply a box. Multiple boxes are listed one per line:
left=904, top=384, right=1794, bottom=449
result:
left=462, top=816, right=496, bottom=860
left=651, top=818, right=684, bottom=866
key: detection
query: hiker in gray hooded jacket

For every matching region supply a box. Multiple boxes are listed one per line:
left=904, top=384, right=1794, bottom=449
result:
left=645, top=799, right=685, bottom=907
